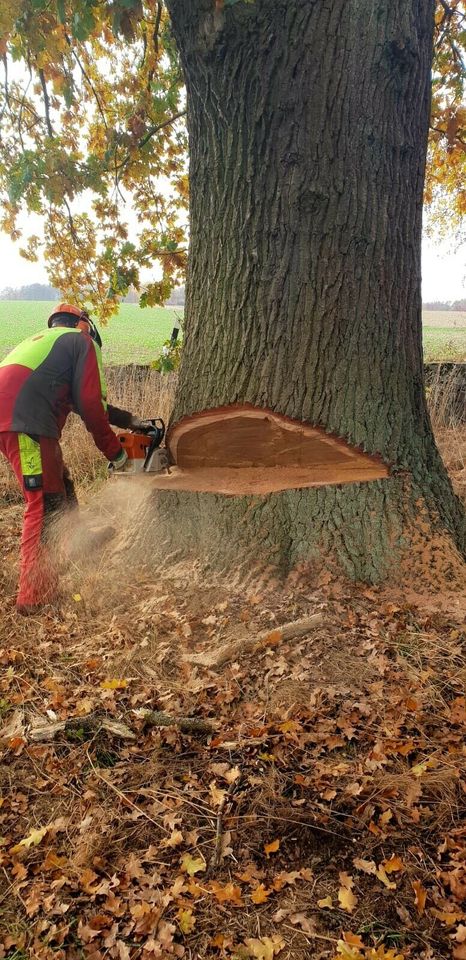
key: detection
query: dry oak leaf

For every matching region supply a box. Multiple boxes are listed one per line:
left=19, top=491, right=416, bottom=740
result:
left=264, top=838, right=280, bottom=857
left=209, top=781, right=227, bottom=806
left=343, top=932, right=365, bottom=949
left=272, top=870, right=302, bottom=890
left=318, top=896, right=333, bottom=908
left=453, top=948, right=466, bottom=960
left=177, top=908, right=196, bottom=934
left=289, top=913, right=315, bottom=934
left=353, top=857, right=397, bottom=888
left=244, top=936, right=285, bottom=959
left=278, top=719, right=302, bottom=734
left=161, top=829, right=184, bottom=849
left=210, top=881, right=243, bottom=906
left=336, top=945, right=405, bottom=959
left=211, top=934, right=227, bottom=948
left=225, top=765, right=242, bottom=784
left=376, top=865, right=396, bottom=890
left=338, top=873, right=358, bottom=914
left=379, top=809, right=393, bottom=826
left=100, top=678, right=128, bottom=690
left=180, top=853, right=206, bottom=876
left=353, top=858, right=377, bottom=876
left=412, top=880, right=427, bottom=915
left=42, top=852, right=67, bottom=871
left=251, top=883, right=271, bottom=904
left=430, top=908, right=464, bottom=925
left=237, top=863, right=265, bottom=884
left=382, top=855, right=404, bottom=874
left=10, top=825, right=48, bottom=854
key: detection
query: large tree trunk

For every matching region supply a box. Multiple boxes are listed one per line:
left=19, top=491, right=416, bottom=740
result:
left=143, top=0, right=465, bottom=582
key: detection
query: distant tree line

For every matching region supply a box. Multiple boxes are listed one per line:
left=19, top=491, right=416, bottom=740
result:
left=0, top=283, right=60, bottom=301
left=0, top=283, right=186, bottom=306
left=423, top=299, right=466, bottom=311
left=1, top=283, right=458, bottom=312
left=165, top=285, right=185, bottom=306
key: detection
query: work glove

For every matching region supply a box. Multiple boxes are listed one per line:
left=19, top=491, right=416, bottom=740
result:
left=130, top=416, right=155, bottom=433
left=110, top=448, right=128, bottom=471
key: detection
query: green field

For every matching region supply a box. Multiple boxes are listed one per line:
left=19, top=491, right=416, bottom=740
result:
left=0, top=301, right=183, bottom=365
left=0, top=301, right=464, bottom=364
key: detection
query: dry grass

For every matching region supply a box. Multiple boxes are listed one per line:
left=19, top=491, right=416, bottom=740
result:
left=428, top=368, right=466, bottom=503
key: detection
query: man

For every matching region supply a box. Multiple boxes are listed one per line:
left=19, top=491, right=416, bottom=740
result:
left=0, top=303, right=149, bottom=614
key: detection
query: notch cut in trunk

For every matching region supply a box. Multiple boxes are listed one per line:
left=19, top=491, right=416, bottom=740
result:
left=148, top=405, right=389, bottom=496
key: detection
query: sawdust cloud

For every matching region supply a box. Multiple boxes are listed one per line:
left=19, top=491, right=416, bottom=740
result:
left=51, top=474, right=158, bottom=613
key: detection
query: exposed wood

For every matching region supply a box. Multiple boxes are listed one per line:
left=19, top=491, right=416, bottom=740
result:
left=184, top=613, right=324, bottom=669
left=159, top=405, right=389, bottom=494
left=147, top=462, right=389, bottom=496
left=0, top=709, right=25, bottom=743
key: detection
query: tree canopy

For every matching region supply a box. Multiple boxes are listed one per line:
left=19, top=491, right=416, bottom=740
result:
left=0, top=0, right=464, bottom=320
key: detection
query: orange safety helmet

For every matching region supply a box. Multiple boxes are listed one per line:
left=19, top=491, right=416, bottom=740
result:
left=48, top=303, right=102, bottom=347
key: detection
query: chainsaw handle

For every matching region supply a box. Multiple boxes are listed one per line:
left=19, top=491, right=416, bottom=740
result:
left=136, top=417, right=165, bottom=436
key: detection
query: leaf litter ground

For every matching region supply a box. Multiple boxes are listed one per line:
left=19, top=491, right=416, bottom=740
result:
left=0, top=501, right=465, bottom=960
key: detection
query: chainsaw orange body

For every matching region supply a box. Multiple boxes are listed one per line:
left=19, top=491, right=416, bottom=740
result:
left=114, top=419, right=169, bottom=475
left=118, top=432, right=153, bottom=472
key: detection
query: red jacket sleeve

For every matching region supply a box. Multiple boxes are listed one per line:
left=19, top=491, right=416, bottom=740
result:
left=71, top=335, right=122, bottom=461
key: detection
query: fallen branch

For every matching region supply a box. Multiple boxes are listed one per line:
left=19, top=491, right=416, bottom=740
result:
left=28, top=716, right=136, bottom=742
left=184, top=613, right=324, bottom=669
left=27, top=710, right=216, bottom=742
left=137, top=709, right=217, bottom=734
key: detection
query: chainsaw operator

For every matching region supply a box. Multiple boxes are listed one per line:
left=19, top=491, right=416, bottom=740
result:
left=0, top=302, right=150, bottom=615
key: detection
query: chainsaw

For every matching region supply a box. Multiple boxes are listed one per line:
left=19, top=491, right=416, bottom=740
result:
left=113, top=419, right=170, bottom=475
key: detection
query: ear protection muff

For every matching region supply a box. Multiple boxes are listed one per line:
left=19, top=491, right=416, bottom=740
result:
left=87, top=318, right=102, bottom=349
left=77, top=317, right=91, bottom=334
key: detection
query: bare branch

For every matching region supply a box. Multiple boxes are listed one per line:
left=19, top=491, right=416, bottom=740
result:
left=439, top=0, right=454, bottom=17
left=18, top=75, right=33, bottom=151
left=38, top=68, right=53, bottom=137
left=113, top=110, right=186, bottom=183
left=138, top=109, right=186, bottom=148
left=147, top=1, right=163, bottom=89
left=63, top=198, right=78, bottom=241
left=1, top=55, right=10, bottom=118
left=64, top=33, right=108, bottom=130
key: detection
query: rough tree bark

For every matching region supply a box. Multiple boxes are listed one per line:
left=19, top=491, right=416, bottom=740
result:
left=141, top=0, right=465, bottom=583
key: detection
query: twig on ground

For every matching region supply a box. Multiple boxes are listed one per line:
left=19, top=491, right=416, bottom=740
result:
left=184, top=613, right=325, bottom=669
left=208, top=773, right=243, bottom=875
left=138, top=709, right=217, bottom=733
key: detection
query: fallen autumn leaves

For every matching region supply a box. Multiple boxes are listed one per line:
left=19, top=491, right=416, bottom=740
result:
left=0, top=510, right=465, bottom=959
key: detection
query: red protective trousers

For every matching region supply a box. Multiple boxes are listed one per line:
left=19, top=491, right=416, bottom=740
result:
left=0, top=432, right=74, bottom=609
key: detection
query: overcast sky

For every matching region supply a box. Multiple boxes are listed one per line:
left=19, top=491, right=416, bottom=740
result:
left=0, top=226, right=464, bottom=302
